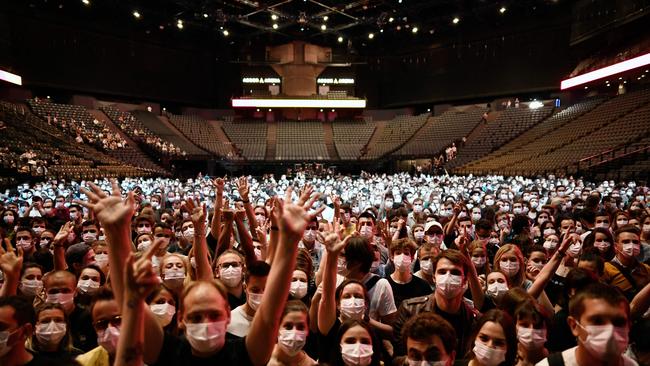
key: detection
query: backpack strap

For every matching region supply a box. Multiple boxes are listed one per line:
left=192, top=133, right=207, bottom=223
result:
left=610, top=260, right=640, bottom=293
left=364, top=274, right=381, bottom=291
left=547, top=352, right=566, bottom=366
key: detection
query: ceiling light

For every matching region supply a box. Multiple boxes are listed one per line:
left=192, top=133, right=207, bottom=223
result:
left=499, top=6, right=506, bottom=13
left=452, top=17, right=460, bottom=24
left=380, top=29, right=384, bottom=33
left=388, top=17, right=394, bottom=22
left=321, top=24, right=327, bottom=30
left=300, top=27, right=305, bottom=31
left=398, top=0, right=402, bottom=3
left=203, top=13, right=209, bottom=18
left=584, top=86, right=588, bottom=89
left=133, top=10, right=141, bottom=19
left=323, top=16, right=329, bottom=21
left=176, top=20, right=184, bottom=29
left=337, top=36, right=344, bottom=43
left=223, top=29, right=229, bottom=36
left=272, top=23, right=278, bottom=29
left=271, top=14, right=278, bottom=20
left=82, top=0, right=90, bottom=5
left=412, top=27, right=418, bottom=33
left=368, top=33, right=374, bottom=39
left=396, top=25, right=401, bottom=30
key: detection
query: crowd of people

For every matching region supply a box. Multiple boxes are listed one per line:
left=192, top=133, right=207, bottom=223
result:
left=113, top=112, right=186, bottom=157
left=0, top=172, right=649, bottom=366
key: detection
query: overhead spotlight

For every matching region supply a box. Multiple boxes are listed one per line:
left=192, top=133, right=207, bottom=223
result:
left=133, top=10, right=141, bottom=19
left=337, top=36, right=344, bottom=43
left=452, top=17, right=460, bottom=24
left=412, top=27, right=418, bottom=33
left=398, top=0, right=402, bottom=3
left=388, top=17, right=394, bottom=22
left=368, top=33, right=374, bottom=39
left=323, top=15, right=329, bottom=21
left=321, top=24, right=327, bottom=30
left=223, top=29, right=229, bottom=36
left=300, top=27, right=305, bottom=31
left=499, top=6, right=506, bottom=13
left=268, top=108, right=272, bottom=111
left=396, top=25, right=401, bottom=30
left=176, top=20, right=184, bottom=29
left=271, top=14, right=278, bottom=20
left=82, top=0, right=90, bottom=5
left=203, top=13, right=209, bottom=18
left=584, top=86, right=588, bottom=89
left=380, top=29, right=384, bottom=33
left=272, top=23, right=278, bottom=29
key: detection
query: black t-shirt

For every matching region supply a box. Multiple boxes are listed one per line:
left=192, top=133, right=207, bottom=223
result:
left=69, top=305, right=97, bottom=352
left=386, top=275, right=433, bottom=309
left=317, top=318, right=341, bottom=364
left=151, top=333, right=253, bottom=366
left=545, top=273, right=566, bottom=307
left=227, top=291, right=246, bottom=311
left=23, top=351, right=78, bottom=366
left=546, top=308, right=576, bottom=353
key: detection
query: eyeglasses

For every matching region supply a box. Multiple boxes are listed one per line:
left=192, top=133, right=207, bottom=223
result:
left=93, top=316, right=122, bottom=331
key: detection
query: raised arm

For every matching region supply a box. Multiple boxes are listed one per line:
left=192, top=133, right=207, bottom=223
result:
left=528, top=233, right=571, bottom=299
left=265, top=198, right=280, bottom=265
left=52, top=222, right=73, bottom=271
left=0, top=239, right=23, bottom=297
left=245, top=200, right=307, bottom=366
left=234, top=209, right=256, bottom=269
left=116, top=238, right=164, bottom=366
left=235, top=176, right=257, bottom=239
left=318, top=233, right=347, bottom=335
left=210, top=178, right=224, bottom=243
left=458, top=235, right=485, bottom=310
left=185, top=198, right=212, bottom=281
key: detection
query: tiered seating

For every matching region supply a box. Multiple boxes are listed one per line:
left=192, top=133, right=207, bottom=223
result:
left=130, top=110, right=206, bottom=156
left=460, top=97, right=606, bottom=173
left=28, top=99, right=127, bottom=151
left=167, top=114, right=239, bottom=158
left=446, top=106, right=554, bottom=168
left=394, top=107, right=486, bottom=157
left=362, top=114, right=429, bottom=159
left=0, top=102, right=160, bottom=180
left=456, top=89, right=650, bottom=175
left=327, top=90, right=348, bottom=99
left=332, top=121, right=376, bottom=160
left=222, top=120, right=267, bottom=160
left=275, top=121, right=329, bottom=160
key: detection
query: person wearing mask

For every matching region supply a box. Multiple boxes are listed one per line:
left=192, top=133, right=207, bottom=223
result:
left=414, top=242, right=438, bottom=288
left=159, top=253, right=189, bottom=297
left=300, top=218, right=322, bottom=271
left=461, top=309, right=517, bottom=366
left=581, top=228, right=615, bottom=261
left=602, top=225, right=650, bottom=301
left=134, top=233, right=154, bottom=253
left=0, top=296, right=47, bottom=366
left=145, top=285, right=179, bottom=333
left=513, top=300, right=549, bottom=365
left=387, top=238, right=432, bottom=307
left=76, top=264, right=106, bottom=307
left=227, top=260, right=270, bottom=337
left=17, top=262, right=44, bottom=300
left=27, top=303, right=82, bottom=363
left=215, top=249, right=247, bottom=310
left=13, top=227, right=37, bottom=262
left=485, top=271, right=510, bottom=310
left=76, top=288, right=121, bottom=366
left=537, top=283, right=637, bottom=366
left=395, top=312, right=457, bottom=366
left=268, top=300, right=317, bottom=366
left=81, top=221, right=100, bottom=244
left=393, top=249, right=478, bottom=357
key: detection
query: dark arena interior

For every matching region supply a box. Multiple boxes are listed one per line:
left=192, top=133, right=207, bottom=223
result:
left=1, top=1, right=650, bottom=366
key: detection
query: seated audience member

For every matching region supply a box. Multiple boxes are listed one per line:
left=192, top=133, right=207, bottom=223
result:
left=602, top=225, right=650, bottom=301
left=395, top=312, right=457, bottom=366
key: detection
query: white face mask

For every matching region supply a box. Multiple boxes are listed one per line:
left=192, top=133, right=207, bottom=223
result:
left=487, top=282, right=508, bottom=298
left=473, top=339, right=506, bottom=366
left=435, top=273, right=464, bottom=299
left=137, top=239, right=152, bottom=252
left=97, top=325, right=120, bottom=354
left=163, top=269, right=185, bottom=288
left=277, top=329, right=307, bottom=356
left=471, top=256, right=486, bottom=268
left=341, top=342, right=373, bottom=366
left=150, top=303, right=176, bottom=327
left=95, top=253, right=109, bottom=267
left=567, top=242, right=582, bottom=258
left=16, top=239, right=33, bottom=251
left=303, top=229, right=316, bottom=243
left=219, top=266, right=242, bottom=288
left=183, top=227, right=195, bottom=239
left=517, top=326, right=547, bottom=350
left=137, top=226, right=152, bottom=234
left=77, top=279, right=100, bottom=295
left=621, top=243, right=641, bottom=258
left=247, top=292, right=263, bottom=311
left=414, top=231, right=425, bottom=240
left=499, top=260, right=520, bottom=277
left=46, top=292, right=75, bottom=312
left=359, top=225, right=373, bottom=239
left=577, top=323, right=628, bottom=359
left=20, top=279, right=43, bottom=296
left=413, top=204, right=423, bottom=213
left=419, top=259, right=433, bottom=275
left=543, top=240, right=558, bottom=250
left=82, top=232, right=97, bottom=243
left=290, top=280, right=308, bottom=299
left=393, top=254, right=412, bottom=272
left=35, top=321, right=67, bottom=346
left=185, top=321, right=227, bottom=354
left=340, top=297, right=365, bottom=320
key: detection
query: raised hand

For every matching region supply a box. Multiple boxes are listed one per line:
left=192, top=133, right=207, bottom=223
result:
left=124, top=238, right=164, bottom=301
left=78, top=180, right=135, bottom=229
left=184, top=198, right=206, bottom=232
left=0, top=238, right=23, bottom=280
left=53, top=221, right=73, bottom=246
left=323, top=233, right=349, bottom=255
left=277, top=199, right=308, bottom=245
left=297, top=184, right=314, bottom=207
left=213, top=177, right=225, bottom=195
left=235, top=176, right=250, bottom=202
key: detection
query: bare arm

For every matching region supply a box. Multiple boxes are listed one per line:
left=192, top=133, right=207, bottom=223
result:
left=52, top=222, right=72, bottom=271
left=318, top=233, right=347, bottom=335
left=186, top=198, right=213, bottom=281
left=236, top=177, right=258, bottom=239
left=234, top=209, right=256, bottom=269
left=210, top=178, right=224, bottom=242
left=631, top=280, right=650, bottom=319
left=0, top=239, right=23, bottom=297
left=528, top=234, right=571, bottom=299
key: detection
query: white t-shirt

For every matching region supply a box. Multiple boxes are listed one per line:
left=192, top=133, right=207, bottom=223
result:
left=535, top=346, right=638, bottom=366
left=316, top=273, right=397, bottom=320
left=226, top=305, right=254, bottom=337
